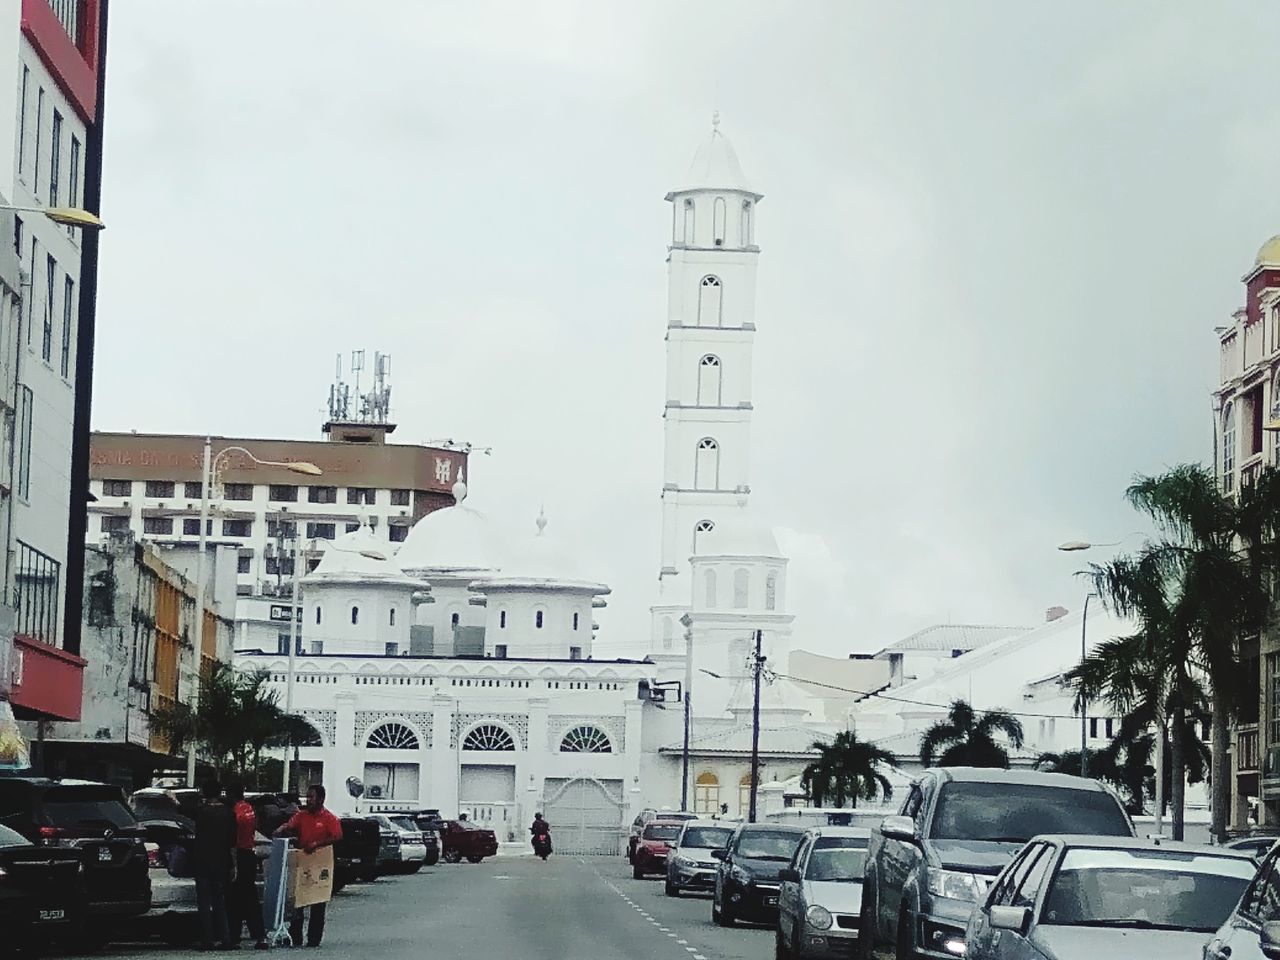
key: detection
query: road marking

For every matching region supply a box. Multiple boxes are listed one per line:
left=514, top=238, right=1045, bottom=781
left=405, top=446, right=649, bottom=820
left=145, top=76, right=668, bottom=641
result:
left=677, top=939, right=688, bottom=945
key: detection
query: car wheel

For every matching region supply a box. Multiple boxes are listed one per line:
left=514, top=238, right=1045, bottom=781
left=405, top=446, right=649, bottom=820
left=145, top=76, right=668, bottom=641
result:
left=633, top=861, right=644, bottom=880
left=466, top=854, right=484, bottom=864
left=442, top=848, right=462, bottom=864
left=665, top=880, right=679, bottom=897
left=424, top=852, right=440, bottom=866
left=896, top=908, right=916, bottom=960
left=408, top=861, right=424, bottom=874
left=717, top=895, right=736, bottom=927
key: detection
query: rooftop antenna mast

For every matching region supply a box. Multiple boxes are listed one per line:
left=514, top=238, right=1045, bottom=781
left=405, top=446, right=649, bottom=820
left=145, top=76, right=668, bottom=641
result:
left=327, top=353, right=351, bottom=422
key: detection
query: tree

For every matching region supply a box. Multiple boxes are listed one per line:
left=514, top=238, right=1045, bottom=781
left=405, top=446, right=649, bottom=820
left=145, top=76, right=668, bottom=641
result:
left=918, top=699, right=1024, bottom=768
left=151, top=662, right=313, bottom=785
left=801, top=731, right=894, bottom=808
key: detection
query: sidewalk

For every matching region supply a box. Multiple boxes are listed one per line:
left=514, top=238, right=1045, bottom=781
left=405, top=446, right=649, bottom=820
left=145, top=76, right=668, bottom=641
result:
left=497, top=840, right=532, bottom=857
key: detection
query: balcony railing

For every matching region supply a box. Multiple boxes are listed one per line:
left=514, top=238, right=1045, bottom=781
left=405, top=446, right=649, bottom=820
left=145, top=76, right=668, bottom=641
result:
left=1239, top=724, right=1260, bottom=774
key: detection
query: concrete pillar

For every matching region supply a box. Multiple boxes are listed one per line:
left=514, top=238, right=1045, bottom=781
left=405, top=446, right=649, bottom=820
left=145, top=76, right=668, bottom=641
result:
left=624, top=699, right=643, bottom=819
left=332, top=692, right=359, bottom=814
left=524, top=697, right=549, bottom=831
left=430, top=693, right=458, bottom=815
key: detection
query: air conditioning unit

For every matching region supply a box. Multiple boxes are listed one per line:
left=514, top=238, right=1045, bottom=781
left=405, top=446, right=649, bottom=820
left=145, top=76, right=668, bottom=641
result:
left=368, top=785, right=384, bottom=799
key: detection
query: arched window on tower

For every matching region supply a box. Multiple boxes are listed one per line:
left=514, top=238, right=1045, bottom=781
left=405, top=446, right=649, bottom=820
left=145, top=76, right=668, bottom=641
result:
left=1223, top=402, right=1237, bottom=492
left=766, top=571, right=778, bottom=611
left=350, top=606, right=359, bottom=626
left=697, top=355, right=722, bottom=406
left=389, top=608, right=396, bottom=627
left=713, top=197, right=727, bottom=246
left=694, top=437, right=720, bottom=490
left=697, top=276, right=723, bottom=327
left=694, top=519, right=715, bottom=554
left=314, top=606, right=321, bottom=626
left=740, top=200, right=753, bottom=246
left=662, top=617, right=674, bottom=651
left=733, top=568, right=749, bottom=609
left=704, top=568, right=717, bottom=609
left=683, top=198, right=695, bottom=244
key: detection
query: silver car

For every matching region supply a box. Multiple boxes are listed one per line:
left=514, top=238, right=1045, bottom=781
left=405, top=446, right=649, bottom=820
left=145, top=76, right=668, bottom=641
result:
left=777, top=826, right=869, bottom=959
left=966, top=835, right=1255, bottom=960
left=371, top=814, right=427, bottom=873
left=666, top=821, right=734, bottom=896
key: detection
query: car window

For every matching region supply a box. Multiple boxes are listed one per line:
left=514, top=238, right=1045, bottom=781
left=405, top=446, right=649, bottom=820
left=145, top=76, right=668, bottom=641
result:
left=0, top=823, right=27, bottom=846
left=805, top=836, right=868, bottom=882
left=40, top=788, right=137, bottom=829
left=930, top=783, right=1128, bottom=841
left=1245, top=852, right=1280, bottom=921
left=992, top=844, right=1039, bottom=907
left=1013, top=844, right=1054, bottom=908
left=901, top=785, right=922, bottom=820
left=791, top=836, right=812, bottom=870
left=735, top=830, right=801, bottom=860
left=643, top=823, right=682, bottom=841
left=681, top=827, right=732, bottom=849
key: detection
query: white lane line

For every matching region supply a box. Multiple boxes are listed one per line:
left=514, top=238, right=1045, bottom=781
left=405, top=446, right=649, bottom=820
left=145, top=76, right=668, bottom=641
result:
left=677, top=939, right=688, bottom=945
left=693, top=955, right=707, bottom=959
left=666, top=933, right=678, bottom=938
left=658, top=926, right=670, bottom=932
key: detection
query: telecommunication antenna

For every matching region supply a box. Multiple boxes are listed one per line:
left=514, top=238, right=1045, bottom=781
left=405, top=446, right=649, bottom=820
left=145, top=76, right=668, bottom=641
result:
left=350, top=350, right=365, bottom=403
left=325, top=349, right=393, bottom=426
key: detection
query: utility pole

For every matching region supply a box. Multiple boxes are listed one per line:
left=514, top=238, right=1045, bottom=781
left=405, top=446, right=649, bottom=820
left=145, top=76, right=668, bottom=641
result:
left=1080, top=593, right=1092, bottom=779
left=281, top=523, right=304, bottom=793
left=748, top=629, right=764, bottom=824
left=680, top=617, right=694, bottom=812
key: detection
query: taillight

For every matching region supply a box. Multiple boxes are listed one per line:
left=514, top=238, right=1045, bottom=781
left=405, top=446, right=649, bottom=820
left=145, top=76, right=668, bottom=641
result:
left=37, top=826, right=65, bottom=844
left=145, top=842, right=163, bottom=869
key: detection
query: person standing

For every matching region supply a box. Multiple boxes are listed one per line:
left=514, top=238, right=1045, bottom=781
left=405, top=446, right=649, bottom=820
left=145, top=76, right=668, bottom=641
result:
left=193, top=779, right=237, bottom=951
left=274, top=785, right=342, bottom=948
left=225, top=782, right=268, bottom=949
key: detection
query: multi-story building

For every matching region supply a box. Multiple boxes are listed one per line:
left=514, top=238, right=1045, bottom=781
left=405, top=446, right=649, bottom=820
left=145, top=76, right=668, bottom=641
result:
left=0, top=0, right=109, bottom=734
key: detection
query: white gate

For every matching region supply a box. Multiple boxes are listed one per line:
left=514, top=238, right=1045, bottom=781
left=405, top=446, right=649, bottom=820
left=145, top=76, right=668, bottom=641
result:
left=543, top=778, right=625, bottom=855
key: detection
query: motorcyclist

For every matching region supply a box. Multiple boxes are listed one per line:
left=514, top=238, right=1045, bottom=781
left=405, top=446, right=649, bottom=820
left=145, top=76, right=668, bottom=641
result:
left=530, top=813, right=552, bottom=853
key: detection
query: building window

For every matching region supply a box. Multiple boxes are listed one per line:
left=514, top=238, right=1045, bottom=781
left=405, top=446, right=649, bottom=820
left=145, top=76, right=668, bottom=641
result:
left=265, top=556, right=295, bottom=576
left=306, top=522, right=336, bottom=540
left=705, top=568, right=717, bottom=608
left=560, top=726, right=612, bottom=753
left=1089, top=717, right=1098, bottom=739
left=1105, top=717, right=1114, bottom=739
left=694, top=437, right=720, bottom=490
left=308, top=486, right=337, bottom=504
left=42, top=253, right=55, bottom=361
left=17, top=67, right=28, bottom=177
left=733, top=568, right=749, bottom=608
left=385, top=641, right=398, bottom=656
left=740, top=200, right=753, bottom=246
left=49, top=109, right=61, bottom=207
left=309, top=641, right=324, bottom=656
left=697, top=354, right=723, bottom=406
left=573, top=612, right=580, bottom=631
left=366, top=721, right=419, bottom=750
left=1223, top=402, right=1236, bottom=492
left=182, top=518, right=211, bottom=536
left=315, top=606, right=322, bottom=625
left=694, top=519, right=715, bottom=554
left=662, top=617, right=673, bottom=650
left=266, top=520, right=297, bottom=539
left=765, top=571, right=778, bottom=611
left=144, top=480, right=174, bottom=498
left=60, top=276, right=73, bottom=377
left=345, top=522, right=359, bottom=534
left=351, top=606, right=359, bottom=625
left=451, top=612, right=460, bottom=629
left=535, top=610, right=544, bottom=629
left=389, top=608, right=397, bottom=627
left=224, top=483, right=253, bottom=501
left=101, top=514, right=129, bottom=533
left=499, top=610, right=507, bottom=629
left=712, top=196, right=726, bottom=245
left=494, top=644, right=508, bottom=659
left=33, top=88, right=43, bottom=201
left=347, top=487, right=374, bottom=505
left=236, top=555, right=251, bottom=574
left=697, top=275, right=723, bottom=327
left=26, top=239, right=36, bottom=344
left=13, top=216, right=20, bottom=256
left=68, top=136, right=80, bottom=221
left=222, top=519, right=252, bottom=538
left=390, top=489, right=411, bottom=507
left=462, top=724, right=516, bottom=751
left=16, top=386, right=31, bottom=500
left=1269, top=652, right=1280, bottom=748
left=184, top=482, right=203, bottom=499
left=143, top=517, right=174, bottom=536
left=102, top=479, right=132, bottom=497
left=694, top=772, right=720, bottom=816
left=15, top=541, right=60, bottom=645
left=569, top=646, right=582, bottom=660
left=389, top=525, right=408, bottom=543
left=683, top=198, right=694, bottom=243
left=738, top=773, right=754, bottom=816
left=268, top=484, right=298, bottom=502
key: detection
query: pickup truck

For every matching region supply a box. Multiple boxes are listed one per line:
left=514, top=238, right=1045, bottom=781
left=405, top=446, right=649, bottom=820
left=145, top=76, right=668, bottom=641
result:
left=860, top=767, right=1134, bottom=960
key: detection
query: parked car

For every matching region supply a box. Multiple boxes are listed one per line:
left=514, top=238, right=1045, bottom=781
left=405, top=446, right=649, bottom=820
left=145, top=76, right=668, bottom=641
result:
left=1224, top=834, right=1279, bottom=863
left=861, top=768, right=1135, bottom=960
left=1206, top=837, right=1280, bottom=960
left=0, top=777, right=150, bottom=941
left=711, top=822, right=806, bottom=927
left=369, top=815, right=425, bottom=873
left=777, top=826, right=870, bottom=959
left=402, top=812, right=443, bottom=865
left=628, top=809, right=697, bottom=862
left=766, top=808, right=891, bottom=831
left=633, top=819, right=686, bottom=879
left=967, top=835, right=1255, bottom=960
left=369, top=815, right=404, bottom=875
left=435, top=819, right=499, bottom=864
left=128, top=789, right=195, bottom=830
left=0, top=821, right=84, bottom=952
left=666, top=820, right=734, bottom=896
left=336, top=816, right=382, bottom=885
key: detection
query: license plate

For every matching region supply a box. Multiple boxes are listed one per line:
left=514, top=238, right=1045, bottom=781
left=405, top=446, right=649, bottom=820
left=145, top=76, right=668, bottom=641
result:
left=38, top=909, right=65, bottom=922
left=764, top=896, right=778, bottom=907
left=97, top=847, right=113, bottom=862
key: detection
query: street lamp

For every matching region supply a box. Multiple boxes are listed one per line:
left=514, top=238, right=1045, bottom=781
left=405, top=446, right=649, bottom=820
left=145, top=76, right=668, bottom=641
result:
left=0, top=204, right=105, bottom=230
left=186, top=440, right=321, bottom=787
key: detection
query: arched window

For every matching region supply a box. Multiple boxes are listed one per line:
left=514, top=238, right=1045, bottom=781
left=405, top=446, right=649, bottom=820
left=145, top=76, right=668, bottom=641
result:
left=694, top=437, right=720, bottom=490
left=704, top=568, right=717, bottom=608
left=738, top=772, right=754, bottom=815
left=662, top=617, right=674, bottom=650
left=713, top=196, right=726, bottom=246
left=1223, top=402, right=1236, bottom=492
left=697, top=275, right=723, bottom=327
left=573, top=612, right=580, bottom=631
left=535, top=610, right=544, bottom=629
left=695, top=771, right=720, bottom=815
left=765, top=571, right=778, bottom=611
left=350, top=606, right=359, bottom=626
left=694, top=519, right=715, bottom=554
left=451, top=612, right=460, bottom=629
left=560, top=726, right=612, bottom=753
left=683, top=198, right=695, bottom=244
left=296, top=722, right=324, bottom=747
left=367, top=721, right=420, bottom=750
left=740, top=200, right=753, bottom=246
left=389, top=608, right=396, bottom=627
left=697, top=354, right=722, bottom=406
left=462, top=724, right=516, bottom=751
left=500, top=610, right=507, bottom=629
left=314, top=606, right=321, bottom=625
left=733, top=568, right=749, bottom=609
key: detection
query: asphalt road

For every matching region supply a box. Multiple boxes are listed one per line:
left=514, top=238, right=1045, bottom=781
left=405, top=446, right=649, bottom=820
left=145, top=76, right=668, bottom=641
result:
left=72, top=855, right=783, bottom=960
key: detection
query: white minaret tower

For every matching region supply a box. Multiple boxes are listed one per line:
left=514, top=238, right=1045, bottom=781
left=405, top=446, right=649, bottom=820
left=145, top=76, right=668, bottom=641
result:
left=650, top=115, right=763, bottom=653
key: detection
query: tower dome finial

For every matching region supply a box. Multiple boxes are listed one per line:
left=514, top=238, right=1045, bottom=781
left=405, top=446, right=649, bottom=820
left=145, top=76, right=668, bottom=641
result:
left=712, top=110, right=720, bottom=132
left=451, top=466, right=468, bottom=504
left=535, top=505, right=547, bottom=535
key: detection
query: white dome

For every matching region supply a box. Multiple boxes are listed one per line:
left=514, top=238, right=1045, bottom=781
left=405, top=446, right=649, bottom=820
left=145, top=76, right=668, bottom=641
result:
left=696, top=511, right=782, bottom=559
left=671, top=118, right=755, bottom=195
left=484, top=512, right=609, bottom=593
left=305, top=525, right=422, bottom=586
left=396, top=502, right=499, bottom=575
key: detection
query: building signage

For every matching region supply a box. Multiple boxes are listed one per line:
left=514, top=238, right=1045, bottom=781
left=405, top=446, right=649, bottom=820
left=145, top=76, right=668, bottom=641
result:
left=270, top=604, right=303, bottom=624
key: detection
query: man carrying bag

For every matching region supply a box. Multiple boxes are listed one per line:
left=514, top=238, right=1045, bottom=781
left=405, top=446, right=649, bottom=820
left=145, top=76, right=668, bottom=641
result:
left=274, top=785, right=342, bottom=947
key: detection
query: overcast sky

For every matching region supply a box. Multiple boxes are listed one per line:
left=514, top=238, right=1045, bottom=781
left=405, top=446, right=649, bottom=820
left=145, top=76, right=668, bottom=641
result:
left=89, top=2, right=1279, bottom=657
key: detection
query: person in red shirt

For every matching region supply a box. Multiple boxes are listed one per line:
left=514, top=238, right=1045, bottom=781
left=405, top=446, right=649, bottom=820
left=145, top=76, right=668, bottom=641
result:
left=275, top=785, right=343, bottom=947
left=224, top=782, right=267, bottom=949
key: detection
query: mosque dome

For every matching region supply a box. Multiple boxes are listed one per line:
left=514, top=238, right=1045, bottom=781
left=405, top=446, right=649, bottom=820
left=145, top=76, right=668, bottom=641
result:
left=305, top=523, right=422, bottom=587
left=483, top=510, right=610, bottom=594
left=1258, top=235, right=1280, bottom=269
left=668, top=114, right=759, bottom=197
left=395, top=479, right=499, bottom=576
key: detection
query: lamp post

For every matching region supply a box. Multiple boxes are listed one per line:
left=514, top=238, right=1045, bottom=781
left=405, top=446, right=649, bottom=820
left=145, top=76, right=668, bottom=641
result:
left=0, top=204, right=105, bottom=230
left=680, top=615, right=694, bottom=812
left=186, top=441, right=321, bottom=787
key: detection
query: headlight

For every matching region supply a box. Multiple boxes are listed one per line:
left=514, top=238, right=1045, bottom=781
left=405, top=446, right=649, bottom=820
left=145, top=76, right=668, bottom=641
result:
left=926, top=868, right=983, bottom=902
left=673, top=855, right=695, bottom=869
left=730, top=865, right=752, bottom=884
left=806, top=905, right=833, bottom=930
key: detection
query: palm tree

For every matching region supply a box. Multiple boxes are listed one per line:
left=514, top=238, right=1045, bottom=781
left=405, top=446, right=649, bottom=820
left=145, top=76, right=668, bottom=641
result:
left=918, top=699, right=1024, bottom=768
left=801, top=731, right=894, bottom=808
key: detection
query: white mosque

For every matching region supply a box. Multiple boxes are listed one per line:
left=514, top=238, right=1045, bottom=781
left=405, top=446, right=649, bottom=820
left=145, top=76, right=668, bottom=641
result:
left=235, top=119, right=833, bottom=853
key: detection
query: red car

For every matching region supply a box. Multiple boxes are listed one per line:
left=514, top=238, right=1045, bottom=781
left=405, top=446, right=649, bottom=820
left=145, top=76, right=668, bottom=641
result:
left=627, top=809, right=696, bottom=862
left=436, top=820, right=499, bottom=864
left=632, top=820, right=686, bottom=879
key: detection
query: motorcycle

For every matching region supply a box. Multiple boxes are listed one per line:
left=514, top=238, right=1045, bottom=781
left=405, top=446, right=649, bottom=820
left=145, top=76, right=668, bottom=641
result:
left=532, top=833, right=552, bottom=860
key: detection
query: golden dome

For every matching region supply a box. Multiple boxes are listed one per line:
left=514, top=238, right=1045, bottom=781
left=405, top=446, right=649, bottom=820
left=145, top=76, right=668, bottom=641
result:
left=1257, top=235, right=1280, bottom=268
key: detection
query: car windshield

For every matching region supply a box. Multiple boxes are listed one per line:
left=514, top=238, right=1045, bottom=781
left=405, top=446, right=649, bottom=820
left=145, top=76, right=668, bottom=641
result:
left=736, top=831, right=802, bottom=860
left=681, top=827, right=733, bottom=849
left=805, top=836, right=869, bottom=882
left=392, top=817, right=418, bottom=832
left=931, top=783, right=1129, bottom=842
left=1040, top=849, right=1254, bottom=932
left=0, top=823, right=27, bottom=847
left=41, top=789, right=137, bottom=830
left=644, top=823, right=683, bottom=841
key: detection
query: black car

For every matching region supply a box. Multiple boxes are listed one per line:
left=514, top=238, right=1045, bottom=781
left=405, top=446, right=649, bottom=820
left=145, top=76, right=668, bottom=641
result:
left=0, top=821, right=84, bottom=951
left=0, top=777, right=150, bottom=930
left=711, top=823, right=806, bottom=926
left=335, top=816, right=381, bottom=885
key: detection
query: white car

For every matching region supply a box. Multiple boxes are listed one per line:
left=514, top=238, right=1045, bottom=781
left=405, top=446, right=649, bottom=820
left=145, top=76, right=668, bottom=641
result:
left=666, top=820, right=735, bottom=896
left=372, top=814, right=427, bottom=873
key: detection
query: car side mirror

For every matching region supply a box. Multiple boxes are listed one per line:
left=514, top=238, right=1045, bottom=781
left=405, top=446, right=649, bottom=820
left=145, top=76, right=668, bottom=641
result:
left=1262, top=921, right=1280, bottom=960
left=988, top=906, right=1030, bottom=935
left=710, top=849, right=726, bottom=861
left=881, top=815, right=918, bottom=844
left=779, top=868, right=801, bottom=883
